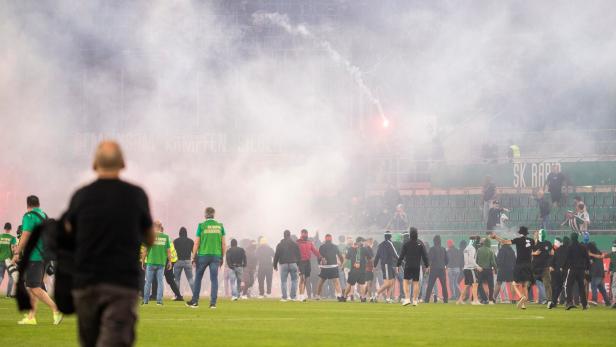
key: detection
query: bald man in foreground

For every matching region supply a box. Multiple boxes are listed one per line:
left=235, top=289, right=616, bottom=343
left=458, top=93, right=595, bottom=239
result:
left=65, top=141, right=154, bottom=347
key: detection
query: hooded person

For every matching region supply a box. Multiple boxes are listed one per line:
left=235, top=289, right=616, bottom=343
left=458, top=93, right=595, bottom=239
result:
left=531, top=229, right=552, bottom=304
left=374, top=231, right=399, bottom=303
left=564, top=233, right=590, bottom=310
left=396, top=228, right=429, bottom=306
left=173, top=227, right=195, bottom=296
left=424, top=235, right=448, bottom=303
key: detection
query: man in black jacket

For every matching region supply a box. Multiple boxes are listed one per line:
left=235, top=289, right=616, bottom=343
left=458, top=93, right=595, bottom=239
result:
left=273, top=230, right=301, bottom=301
left=226, top=239, right=246, bottom=301
left=397, top=227, right=429, bottom=306
left=374, top=231, right=399, bottom=303
left=564, top=233, right=590, bottom=310
left=173, top=227, right=194, bottom=295
left=548, top=237, right=568, bottom=309
left=424, top=235, right=448, bottom=303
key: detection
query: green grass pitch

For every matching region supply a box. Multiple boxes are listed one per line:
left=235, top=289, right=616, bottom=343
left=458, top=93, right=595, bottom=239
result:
left=1, top=298, right=615, bottom=346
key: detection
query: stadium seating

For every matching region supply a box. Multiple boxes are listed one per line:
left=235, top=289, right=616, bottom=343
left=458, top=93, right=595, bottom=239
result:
left=370, top=191, right=616, bottom=232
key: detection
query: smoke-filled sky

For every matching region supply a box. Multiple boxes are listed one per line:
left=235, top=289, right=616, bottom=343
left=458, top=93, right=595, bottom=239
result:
left=1, top=1, right=615, bottom=239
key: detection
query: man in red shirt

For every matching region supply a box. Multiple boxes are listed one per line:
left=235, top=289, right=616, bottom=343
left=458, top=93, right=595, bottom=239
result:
left=297, top=229, right=320, bottom=302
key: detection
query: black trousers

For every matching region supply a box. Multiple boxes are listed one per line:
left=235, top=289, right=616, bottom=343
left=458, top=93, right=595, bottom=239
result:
left=258, top=268, right=273, bottom=296
left=74, top=284, right=138, bottom=347
left=550, top=269, right=563, bottom=305
left=478, top=270, right=495, bottom=302
left=565, top=268, right=588, bottom=307
left=424, top=268, right=448, bottom=303
left=164, top=265, right=182, bottom=298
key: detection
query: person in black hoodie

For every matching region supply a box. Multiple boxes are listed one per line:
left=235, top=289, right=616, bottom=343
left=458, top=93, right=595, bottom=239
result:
left=424, top=235, right=448, bottom=303
left=273, top=230, right=301, bottom=301
left=564, top=233, right=590, bottom=310
left=548, top=237, right=568, bottom=309
left=397, top=227, right=429, bottom=306
left=225, top=239, right=246, bottom=301
left=374, top=231, right=399, bottom=303
left=173, top=227, right=195, bottom=295
left=495, top=243, right=516, bottom=303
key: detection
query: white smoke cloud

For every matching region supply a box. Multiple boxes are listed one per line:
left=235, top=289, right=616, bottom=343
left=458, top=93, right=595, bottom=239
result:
left=1, top=1, right=615, bottom=240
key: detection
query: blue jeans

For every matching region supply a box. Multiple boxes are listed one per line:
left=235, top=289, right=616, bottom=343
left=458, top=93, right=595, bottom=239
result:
left=229, top=267, right=243, bottom=298
left=535, top=280, right=547, bottom=303
left=590, top=276, right=609, bottom=303
left=279, top=263, right=298, bottom=300
left=144, top=265, right=164, bottom=303
left=191, top=255, right=220, bottom=305
left=173, top=259, right=194, bottom=293
left=447, top=268, right=461, bottom=300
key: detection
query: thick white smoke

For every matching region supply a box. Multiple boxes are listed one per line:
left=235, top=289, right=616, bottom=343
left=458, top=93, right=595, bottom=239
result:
left=1, top=1, right=615, bottom=241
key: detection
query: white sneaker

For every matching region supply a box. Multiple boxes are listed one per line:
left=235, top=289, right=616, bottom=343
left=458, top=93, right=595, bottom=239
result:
left=231, top=297, right=238, bottom=301
left=413, top=300, right=418, bottom=306
left=257, top=295, right=264, bottom=299
left=471, top=301, right=482, bottom=305
left=240, top=295, right=248, bottom=300
left=402, top=299, right=411, bottom=306
left=280, top=299, right=287, bottom=302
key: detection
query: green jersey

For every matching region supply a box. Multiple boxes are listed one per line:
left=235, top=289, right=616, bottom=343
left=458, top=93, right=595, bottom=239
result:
left=145, top=232, right=170, bottom=266
left=21, top=208, right=47, bottom=261
left=0, top=233, right=17, bottom=260
left=196, top=219, right=225, bottom=257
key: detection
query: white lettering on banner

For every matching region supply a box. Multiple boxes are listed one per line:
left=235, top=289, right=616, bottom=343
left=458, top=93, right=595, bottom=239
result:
left=513, top=162, right=560, bottom=188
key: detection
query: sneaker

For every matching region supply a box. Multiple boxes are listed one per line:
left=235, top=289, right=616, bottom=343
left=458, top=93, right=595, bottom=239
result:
left=566, top=305, right=577, bottom=310
left=53, top=312, right=63, bottom=325
left=173, top=297, right=184, bottom=302
left=186, top=300, right=199, bottom=308
left=141, top=301, right=148, bottom=305
left=280, top=299, right=288, bottom=302
left=156, top=302, right=163, bottom=306
left=589, top=301, right=598, bottom=306
left=488, top=301, right=495, bottom=305
left=582, top=305, right=588, bottom=310
left=402, top=299, right=411, bottom=306
left=516, top=296, right=527, bottom=309
left=547, top=302, right=555, bottom=309
left=240, top=295, right=248, bottom=300
left=257, top=295, right=264, bottom=299
left=413, top=300, right=418, bottom=306
left=471, top=301, right=481, bottom=306
left=301, top=297, right=307, bottom=302
left=360, top=297, right=367, bottom=303
left=209, top=304, right=217, bottom=309
left=502, top=300, right=511, bottom=304
left=18, top=316, right=37, bottom=325
left=231, top=296, right=238, bottom=301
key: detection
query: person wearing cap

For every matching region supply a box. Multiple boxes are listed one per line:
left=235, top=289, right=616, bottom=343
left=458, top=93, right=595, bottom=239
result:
left=531, top=229, right=552, bottom=304
left=491, top=227, right=535, bottom=309
left=342, top=237, right=373, bottom=302
left=297, top=229, right=320, bottom=302
left=273, top=230, right=301, bottom=302
left=487, top=200, right=509, bottom=232
left=0, top=222, right=17, bottom=298
left=397, top=228, right=429, bottom=306
left=548, top=237, right=568, bottom=309
left=457, top=236, right=482, bottom=305
left=563, top=233, right=590, bottom=310
left=374, top=231, right=399, bottom=303
left=256, top=237, right=275, bottom=299
left=316, top=234, right=344, bottom=301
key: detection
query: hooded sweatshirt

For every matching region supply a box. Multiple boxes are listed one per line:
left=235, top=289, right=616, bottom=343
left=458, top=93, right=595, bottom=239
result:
left=427, top=236, right=448, bottom=269
left=374, top=238, right=399, bottom=268
left=476, top=239, right=497, bottom=270
left=273, top=237, right=301, bottom=266
left=463, top=242, right=480, bottom=270
left=564, top=236, right=590, bottom=271
left=396, top=239, right=429, bottom=269
left=173, top=228, right=194, bottom=261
